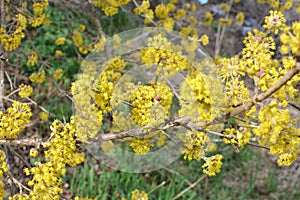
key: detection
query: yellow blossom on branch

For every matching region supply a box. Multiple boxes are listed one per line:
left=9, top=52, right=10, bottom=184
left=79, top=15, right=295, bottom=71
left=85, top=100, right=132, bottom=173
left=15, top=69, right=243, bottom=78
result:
left=200, top=34, right=209, bottom=46
left=55, top=37, right=66, bottom=46
left=219, top=3, right=230, bottom=12
left=218, top=18, right=232, bottom=26
left=180, top=130, right=210, bottom=161
left=203, top=12, right=213, bottom=26
left=263, top=10, right=286, bottom=34
left=130, top=137, right=154, bottom=154
left=52, top=69, right=63, bottom=80
left=0, top=102, right=32, bottom=139
left=39, top=111, right=49, bottom=122
left=55, top=50, right=63, bottom=57
left=235, top=12, right=245, bottom=25
left=155, top=4, right=169, bottom=19
left=202, top=154, right=223, bottom=176
left=29, top=70, right=46, bottom=83
left=18, top=84, right=33, bottom=98
left=26, top=51, right=38, bottom=66
left=72, top=30, right=83, bottom=47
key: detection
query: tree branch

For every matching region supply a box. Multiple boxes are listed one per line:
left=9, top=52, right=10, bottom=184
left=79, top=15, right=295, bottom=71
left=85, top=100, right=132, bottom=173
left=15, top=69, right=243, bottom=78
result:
left=0, top=138, right=44, bottom=146
left=0, top=0, right=6, bottom=111
left=228, top=62, right=300, bottom=117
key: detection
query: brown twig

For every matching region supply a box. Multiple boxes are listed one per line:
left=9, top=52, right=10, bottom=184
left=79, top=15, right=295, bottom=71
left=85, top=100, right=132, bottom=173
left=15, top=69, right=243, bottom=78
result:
left=90, top=5, right=105, bottom=39
left=0, top=0, right=6, bottom=111
left=0, top=138, right=44, bottom=146
left=171, top=175, right=206, bottom=200
left=96, top=116, right=192, bottom=141
left=247, top=142, right=270, bottom=150
left=228, top=62, right=300, bottom=118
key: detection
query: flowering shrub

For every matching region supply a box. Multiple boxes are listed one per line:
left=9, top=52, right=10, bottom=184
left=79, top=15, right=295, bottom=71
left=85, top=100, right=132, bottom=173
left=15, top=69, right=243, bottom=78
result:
left=0, top=0, right=299, bottom=199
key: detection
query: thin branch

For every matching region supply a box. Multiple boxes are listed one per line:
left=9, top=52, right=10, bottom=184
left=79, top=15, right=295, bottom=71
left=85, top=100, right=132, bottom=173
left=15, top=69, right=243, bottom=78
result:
left=4, top=70, right=13, bottom=91
left=96, top=116, right=192, bottom=141
left=90, top=4, right=105, bottom=39
left=197, top=128, right=232, bottom=139
left=229, top=62, right=300, bottom=118
left=288, top=101, right=300, bottom=111
left=0, top=138, right=44, bottom=146
left=171, top=175, right=206, bottom=200
left=165, top=167, right=193, bottom=186
left=247, top=142, right=270, bottom=150
left=0, top=0, right=5, bottom=29
left=0, top=0, right=6, bottom=111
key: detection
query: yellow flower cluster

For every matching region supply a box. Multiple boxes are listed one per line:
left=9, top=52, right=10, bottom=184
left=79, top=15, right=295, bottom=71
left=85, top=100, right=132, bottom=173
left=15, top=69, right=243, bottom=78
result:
left=18, top=84, right=33, bottom=98
left=280, top=21, right=300, bottom=56
left=39, top=111, right=49, bottom=122
left=242, top=29, right=275, bottom=77
left=29, top=70, right=46, bottom=83
left=200, top=34, right=209, bottom=46
left=272, top=61, right=300, bottom=106
left=129, top=82, right=173, bottom=127
left=72, top=29, right=91, bottom=54
left=72, top=30, right=83, bottom=47
left=223, top=128, right=251, bottom=147
left=180, top=131, right=210, bottom=161
left=179, top=72, right=214, bottom=122
left=131, top=189, right=148, bottom=200
left=134, top=0, right=150, bottom=15
left=30, top=148, right=38, bottom=157
left=188, top=16, right=198, bottom=26
left=140, top=34, right=191, bottom=77
left=52, top=69, right=63, bottom=80
left=55, top=37, right=66, bottom=46
left=277, top=153, right=298, bottom=166
left=217, top=56, right=245, bottom=82
left=44, top=118, right=84, bottom=166
left=92, top=37, right=106, bottom=52
left=254, top=100, right=300, bottom=166
left=0, top=150, right=8, bottom=199
left=235, top=12, right=245, bottom=25
left=94, top=56, right=126, bottom=113
left=155, top=4, right=169, bottom=19
left=257, top=0, right=293, bottom=11
left=0, top=102, right=32, bottom=139
left=263, top=10, right=286, bottom=34
left=173, top=9, right=186, bottom=19
left=134, top=1, right=198, bottom=32
left=9, top=194, right=30, bottom=200
left=219, top=3, right=230, bottom=12
left=130, top=137, right=154, bottom=154
left=203, top=12, right=213, bottom=26
left=133, top=0, right=154, bottom=24
left=26, top=50, right=38, bottom=66
left=218, top=18, right=232, bottom=26
left=29, top=0, right=49, bottom=27
left=157, top=17, right=175, bottom=32
left=71, top=73, right=103, bottom=141
left=156, top=2, right=197, bottom=32
left=202, top=154, right=223, bottom=176
left=92, top=0, right=131, bottom=16
left=225, top=79, right=249, bottom=107
left=79, top=24, right=86, bottom=32
left=24, top=118, right=84, bottom=199
left=0, top=14, right=26, bottom=51
left=55, top=50, right=63, bottom=57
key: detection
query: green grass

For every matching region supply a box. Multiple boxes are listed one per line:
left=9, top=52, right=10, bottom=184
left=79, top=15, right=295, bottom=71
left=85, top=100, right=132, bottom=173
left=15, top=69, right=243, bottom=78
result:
left=67, top=144, right=300, bottom=200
